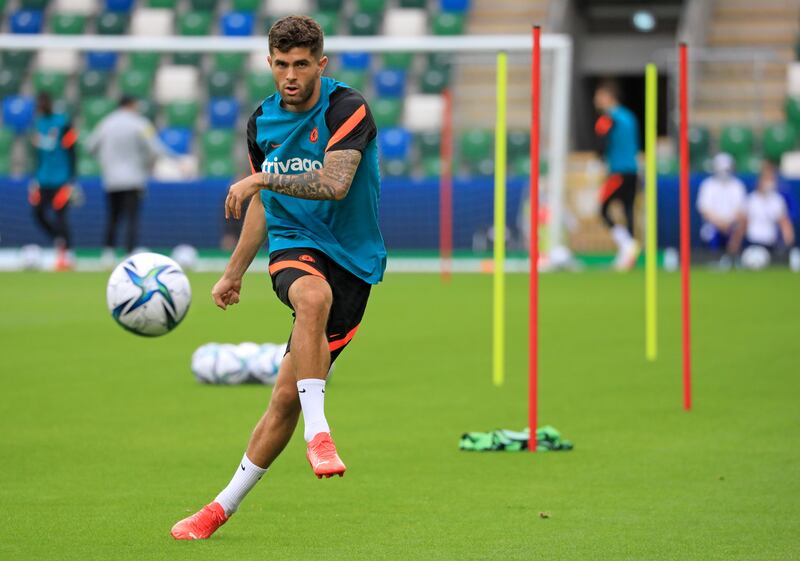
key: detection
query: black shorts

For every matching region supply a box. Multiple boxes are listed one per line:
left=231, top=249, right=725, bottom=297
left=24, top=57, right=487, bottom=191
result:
left=599, top=173, right=637, bottom=205
left=269, top=247, right=371, bottom=362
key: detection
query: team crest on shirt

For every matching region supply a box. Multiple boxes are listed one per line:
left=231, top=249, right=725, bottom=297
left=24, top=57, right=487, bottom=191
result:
left=309, top=127, right=318, bottom=143
left=299, top=254, right=316, bottom=263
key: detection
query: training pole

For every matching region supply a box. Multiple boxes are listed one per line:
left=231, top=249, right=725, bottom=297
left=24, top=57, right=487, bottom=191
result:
left=645, top=64, right=658, bottom=362
left=528, top=26, right=541, bottom=452
left=440, top=89, right=454, bottom=282
left=492, top=51, right=508, bottom=387
left=679, top=43, right=692, bottom=411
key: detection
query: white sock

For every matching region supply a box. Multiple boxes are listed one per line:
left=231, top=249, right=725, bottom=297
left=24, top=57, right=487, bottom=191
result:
left=214, top=453, right=267, bottom=516
left=611, top=225, right=632, bottom=249
left=297, top=378, right=330, bottom=442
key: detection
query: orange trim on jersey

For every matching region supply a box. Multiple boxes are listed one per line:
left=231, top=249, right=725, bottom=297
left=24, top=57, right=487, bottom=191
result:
left=595, top=115, right=613, bottom=136
left=325, top=104, right=366, bottom=151
left=61, top=128, right=77, bottom=149
left=52, top=186, right=72, bottom=210
left=599, top=174, right=624, bottom=203
left=328, top=324, right=360, bottom=352
left=268, top=260, right=326, bottom=280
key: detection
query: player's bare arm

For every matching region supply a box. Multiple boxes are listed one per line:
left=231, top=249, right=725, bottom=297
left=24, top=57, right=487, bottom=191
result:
left=212, top=195, right=266, bottom=310
left=224, top=149, right=362, bottom=219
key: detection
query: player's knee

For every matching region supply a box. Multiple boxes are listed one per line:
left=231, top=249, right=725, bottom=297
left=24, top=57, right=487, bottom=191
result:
left=292, top=284, right=332, bottom=320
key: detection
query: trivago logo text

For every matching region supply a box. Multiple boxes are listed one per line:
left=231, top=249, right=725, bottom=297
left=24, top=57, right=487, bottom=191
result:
left=262, top=157, right=323, bottom=174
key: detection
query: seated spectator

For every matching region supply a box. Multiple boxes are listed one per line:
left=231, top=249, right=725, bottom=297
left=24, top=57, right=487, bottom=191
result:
left=731, top=162, right=795, bottom=256
left=696, top=153, right=746, bottom=268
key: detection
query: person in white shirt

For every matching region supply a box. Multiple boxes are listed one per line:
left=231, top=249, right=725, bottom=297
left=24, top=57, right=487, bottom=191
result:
left=85, top=95, right=173, bottom=261
left=730, top=162, right=795, bottom=253
left=696, top=153, right=747, bottom=267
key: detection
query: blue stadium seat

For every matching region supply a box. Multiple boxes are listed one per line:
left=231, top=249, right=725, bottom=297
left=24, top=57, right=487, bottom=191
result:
left=378, top=127, right=411, bottom=160
left=340, top=52, right=371, bottom=71
left=105, top=0, right=134, bottom=11
left=374, top=69, right=406, bottom=98
left=159, top=127, right=193, bottom=155
left=86, top=51, right=118, bottom=71
left=11, top=10, right=44, bottom=34
left=2, top=96, right=35, bottom=133
left=440, top=0, right=470, bottom=11
left=221, top=12, right=254, bottom=36
left=208, top=98, right=240, bottom=129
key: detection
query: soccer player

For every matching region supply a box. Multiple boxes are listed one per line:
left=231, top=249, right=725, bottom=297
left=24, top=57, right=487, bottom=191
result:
left=29, top=93, right=77, bottom=271
left=170, top=15, right=386, bottom=540
left=594, top=80, right=640, bottom=270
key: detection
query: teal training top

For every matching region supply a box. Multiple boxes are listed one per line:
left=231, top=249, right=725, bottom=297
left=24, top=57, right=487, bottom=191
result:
left=595, top=105, right=639, bottom=174
left=246, top=77, right=386, bottom=284
left=34, top=112, right=76, bottom=188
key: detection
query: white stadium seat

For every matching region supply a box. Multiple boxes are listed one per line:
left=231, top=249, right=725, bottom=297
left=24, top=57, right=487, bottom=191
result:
left=249, top=51, right=271, bottom=72
left=37, top=49, right=79, bottom=73
left=155, top=65, right=199, bottom=103
left=266, top=0, right=310, bottom=16
left=131, top=8, right=174, bottom=37
left=780, top=151, right=800, bottom=179
left=53, top=0, right=97, bottom=15
left=787, top=62, right=800, bottom=96
left=403, top=94, right=444, bottom=131
left=383, top=8, right=427, bottom=36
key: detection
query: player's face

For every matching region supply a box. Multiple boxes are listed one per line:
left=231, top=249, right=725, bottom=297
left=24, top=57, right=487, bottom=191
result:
left=759, top=165, right=776, bottom=192
left=594, top=89, right=613, bottom=112
left=268, top=48, right=328, bottom=110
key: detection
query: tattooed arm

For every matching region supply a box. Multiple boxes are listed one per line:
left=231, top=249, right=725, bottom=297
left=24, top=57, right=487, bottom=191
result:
left=225, top=149, right=362, bottom=219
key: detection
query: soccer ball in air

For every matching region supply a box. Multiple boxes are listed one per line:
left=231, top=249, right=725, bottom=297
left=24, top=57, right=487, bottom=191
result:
left=107, top=252, right=192, bottom=336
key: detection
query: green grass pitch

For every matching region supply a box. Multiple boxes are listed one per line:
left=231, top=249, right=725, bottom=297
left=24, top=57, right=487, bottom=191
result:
left=1, top=270, right=798, bottom=560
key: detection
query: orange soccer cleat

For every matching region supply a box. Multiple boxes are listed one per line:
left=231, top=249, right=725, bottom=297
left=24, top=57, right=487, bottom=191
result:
left=306, top=432, right=346, bottom=479
left=170, top=502, right=228, bottom=540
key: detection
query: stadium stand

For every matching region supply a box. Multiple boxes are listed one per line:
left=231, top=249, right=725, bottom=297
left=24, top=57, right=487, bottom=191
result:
left=691, top=0, right=800, bottom=168
left=0, top=0, right=491, bottom=178
left=2, top=0, right=797, bottom=182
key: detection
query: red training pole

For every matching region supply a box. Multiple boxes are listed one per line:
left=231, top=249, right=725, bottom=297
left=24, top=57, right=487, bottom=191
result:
left=528, top=25, right=541, bottom=452
left=679, top=43, right=692, bottom=411
left=439, top=89, right=453, bottom=282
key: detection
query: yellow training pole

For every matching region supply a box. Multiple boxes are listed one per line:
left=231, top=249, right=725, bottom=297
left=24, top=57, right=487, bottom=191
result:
left=493, top=51, right=508, bottom=386
left=645, top=63, right=658, bottom=361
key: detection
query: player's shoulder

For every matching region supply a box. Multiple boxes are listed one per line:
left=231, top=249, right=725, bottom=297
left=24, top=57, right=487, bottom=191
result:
left=248, top=94, right=284, bottom=122
left=614, top=105, right=636, bottom=124
left=246, top=99, right=272, bottom=138
left=327, top=77, right=372, bottom=113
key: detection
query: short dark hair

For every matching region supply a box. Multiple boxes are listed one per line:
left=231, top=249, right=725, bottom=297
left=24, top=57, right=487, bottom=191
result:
left=596, top=79, right=620, bottom=101
left=119, top=95, right=137, bottom=107
left=268, top=15, right=324, bottom=59
left=36, top=92, right=52, bottom=113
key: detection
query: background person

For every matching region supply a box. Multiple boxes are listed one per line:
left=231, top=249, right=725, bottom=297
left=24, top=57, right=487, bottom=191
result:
left=29, top=93, right=77, bottom=270
left=85, top=95, right=173, bottom=263
left=730, top=162, right=795, bottom=258
left=696, top=152, right=747, bottom=269
left=593, top=80, right=640, bottom=270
